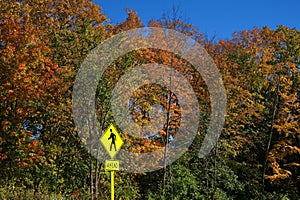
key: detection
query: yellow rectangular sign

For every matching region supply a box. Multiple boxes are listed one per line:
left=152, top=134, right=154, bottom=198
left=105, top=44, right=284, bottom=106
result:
left=105, top=160, right=120, bottom=171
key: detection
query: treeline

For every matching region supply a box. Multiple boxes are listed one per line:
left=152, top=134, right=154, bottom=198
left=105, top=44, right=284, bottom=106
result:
left=0, top=1, right=299, bottom=199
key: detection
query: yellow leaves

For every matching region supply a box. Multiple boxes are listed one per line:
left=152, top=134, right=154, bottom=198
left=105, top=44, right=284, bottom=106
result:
left=23, top=77, right=32, bottom=83
left=265, top=170, right=292, bottom=182
left=288, top=146, right=300, bottom=155
left=284, top=162, right=300, bottom=167
left=266, top=138, right=300, bottom=183
left=12, top=1, right=21, bottom=9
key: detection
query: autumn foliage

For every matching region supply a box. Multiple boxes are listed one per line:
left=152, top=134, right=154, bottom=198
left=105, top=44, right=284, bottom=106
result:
left=0, top=1, right=299, bottom=199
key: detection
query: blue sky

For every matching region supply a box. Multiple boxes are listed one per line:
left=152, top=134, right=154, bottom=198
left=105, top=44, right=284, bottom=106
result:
left=95, top=0, right=299, bottom=40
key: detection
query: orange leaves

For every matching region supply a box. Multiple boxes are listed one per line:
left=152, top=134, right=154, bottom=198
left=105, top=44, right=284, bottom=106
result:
left=1, top=120, right=11, bottom=132
left=18, top=161, right=29, bottom=168
left=123, top=133, right=163, bottom=154
left=211, top=27, right=300, bottom=181
left=265, top=139, right=300, bottom=183
left=0, top=153, right=8, bottom=160
left=52, top=64, right=58, bottom=70
left=0, top=1, right=109, bottom=190
left=17, top=62, right=27, bottom=71
left=26, top=140, right=40, bottom=154
left=113, top=8, right=143, bottom=32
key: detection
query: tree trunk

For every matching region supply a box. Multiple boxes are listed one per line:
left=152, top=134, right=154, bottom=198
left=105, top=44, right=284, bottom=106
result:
left=163, top=62, right=174, bottom=197
left=262, top=80, right=280, bottom=187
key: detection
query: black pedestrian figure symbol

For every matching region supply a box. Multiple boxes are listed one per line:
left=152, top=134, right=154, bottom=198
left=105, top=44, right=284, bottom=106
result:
left=108, top=129, right=117, bottom=151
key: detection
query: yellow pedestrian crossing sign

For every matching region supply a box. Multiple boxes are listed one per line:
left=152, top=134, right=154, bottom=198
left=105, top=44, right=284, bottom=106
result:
left=100, top=124, right=123, bottom=158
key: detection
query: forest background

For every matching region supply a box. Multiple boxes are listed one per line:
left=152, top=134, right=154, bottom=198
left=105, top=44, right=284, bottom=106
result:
left=0, top=0, right=299, bottom=199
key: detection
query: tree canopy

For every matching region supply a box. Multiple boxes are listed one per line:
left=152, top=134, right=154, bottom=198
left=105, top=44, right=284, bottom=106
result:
left=0, top=1, right=299, bottom=199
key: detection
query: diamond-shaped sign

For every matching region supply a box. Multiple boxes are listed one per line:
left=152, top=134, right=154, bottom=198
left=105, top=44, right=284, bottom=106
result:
left=100, top=124, right=123, bottom=158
